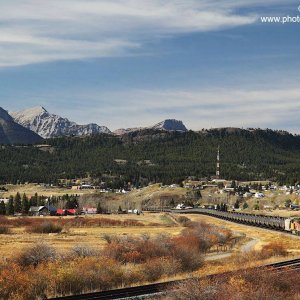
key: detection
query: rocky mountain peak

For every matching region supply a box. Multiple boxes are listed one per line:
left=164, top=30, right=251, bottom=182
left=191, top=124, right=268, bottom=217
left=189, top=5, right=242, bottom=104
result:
left=152, top=119, right=188, bottom=132
left=11, top=106, right=111, bottom=138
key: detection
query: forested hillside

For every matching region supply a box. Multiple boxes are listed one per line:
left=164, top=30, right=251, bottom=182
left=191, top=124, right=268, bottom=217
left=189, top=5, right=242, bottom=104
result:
left=1, top=128, right=300, bottom=185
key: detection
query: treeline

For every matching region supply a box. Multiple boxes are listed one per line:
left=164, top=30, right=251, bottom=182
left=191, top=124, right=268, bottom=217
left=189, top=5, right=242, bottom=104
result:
left=0, top=193, right=79, bottom=215
left=1, top=128, right=300, bottom=185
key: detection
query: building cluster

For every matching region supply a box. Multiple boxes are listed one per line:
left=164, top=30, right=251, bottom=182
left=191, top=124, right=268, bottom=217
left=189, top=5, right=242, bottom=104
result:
left=27, top=205, right=98, bottom=216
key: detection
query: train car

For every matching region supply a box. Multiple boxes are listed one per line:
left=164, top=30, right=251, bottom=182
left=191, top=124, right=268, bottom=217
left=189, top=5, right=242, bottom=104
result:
left=171, top=208, right=297, bottom=233
left=285, top=218, right=300, bottom=235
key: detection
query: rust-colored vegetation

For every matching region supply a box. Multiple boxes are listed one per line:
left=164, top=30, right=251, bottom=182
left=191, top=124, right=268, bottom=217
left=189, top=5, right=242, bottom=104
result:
left=167, top=267, right=300, bottom=300
left=0, top=216, right=146, bottom=230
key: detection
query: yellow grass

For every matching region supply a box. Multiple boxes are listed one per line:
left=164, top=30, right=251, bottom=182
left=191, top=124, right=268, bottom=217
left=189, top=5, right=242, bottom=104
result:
left=0, top=213, right=181, bottom=258
left=0, top=183, right=99, bottom=197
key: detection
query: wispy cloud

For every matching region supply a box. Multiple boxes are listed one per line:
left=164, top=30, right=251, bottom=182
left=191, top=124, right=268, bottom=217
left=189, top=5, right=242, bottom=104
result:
left=38, top=85, right=300, bottom=132
left=0, top=0, right=275, bottom=67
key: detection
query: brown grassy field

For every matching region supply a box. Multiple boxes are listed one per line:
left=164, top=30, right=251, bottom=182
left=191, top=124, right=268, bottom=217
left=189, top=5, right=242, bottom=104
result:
left=0, top=213, right=181, bottom=258
left=0, top=183, right=98, bottom=197
left=0, top=211, right=298, bottom=299
left=1, top=211, right=299, bottom=261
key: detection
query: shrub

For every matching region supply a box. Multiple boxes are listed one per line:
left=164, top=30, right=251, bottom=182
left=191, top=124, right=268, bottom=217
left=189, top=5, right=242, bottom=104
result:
left=0, top=263, right=49, bottom=300
left=53, top=257, right=124, bottom=295
left=71, top=245, right=98, bottom=258
left=17, top=243, right=57, bottom=267
left=141, top=258, right=166, bottom=281
left=101, top=233, right=115, bottom=244
left=176, top=216, right=191, bottom=227
left=0, top=226, right=11, bottom=234
left=27, top=221, right=63, bottom=233
left=261, top=242, right=288, bottom=257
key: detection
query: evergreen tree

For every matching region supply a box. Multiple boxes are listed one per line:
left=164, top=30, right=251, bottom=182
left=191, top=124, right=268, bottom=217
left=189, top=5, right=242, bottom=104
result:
left=234, top=200, right=240, bottom=209
left=65, top=195, right=78, bottom=209
left=231, top=180, right=237, bottom=189
left=37, top=195, right=45, bottom=206
left=7, top=196, right=14, bottom=215
left=0, top=201, right=6, bottom=215
left=97, top=202, right=102, bottom=214
left=14, top=192, right=22, bottom=213
left=30, top=193, right=38, bottom=207
left=21, top=193, right=30, bottom=214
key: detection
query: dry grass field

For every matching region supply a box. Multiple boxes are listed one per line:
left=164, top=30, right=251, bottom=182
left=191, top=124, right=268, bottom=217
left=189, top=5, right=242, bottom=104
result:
left=0, top=211, right=298, bottom=299
left=1, top=211, right=299, bottom=261
left=0, top=183, right=98, bottom=197
left=0, top=213, right=181, bottom=258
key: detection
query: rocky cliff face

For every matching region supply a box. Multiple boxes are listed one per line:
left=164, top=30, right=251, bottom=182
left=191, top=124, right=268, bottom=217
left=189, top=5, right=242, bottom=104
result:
left=0, top=107, right=42, bottom=144
left=151, top=119, right=188, bottom=132
left=114, top=119, right=188, bottom=135
left=11, top=106, right=111, bottom=138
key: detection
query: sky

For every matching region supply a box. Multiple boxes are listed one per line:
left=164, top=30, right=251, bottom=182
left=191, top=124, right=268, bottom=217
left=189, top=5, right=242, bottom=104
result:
left=0, top=0, right=299, bottom=131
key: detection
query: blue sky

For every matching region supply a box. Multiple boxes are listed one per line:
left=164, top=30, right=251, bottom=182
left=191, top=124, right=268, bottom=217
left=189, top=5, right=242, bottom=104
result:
left=0, top=0, right=299, bottom=131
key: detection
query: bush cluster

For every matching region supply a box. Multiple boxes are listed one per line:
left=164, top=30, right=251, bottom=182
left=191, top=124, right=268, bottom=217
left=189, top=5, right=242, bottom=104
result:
left=16, top=243, right=57, bottom=267
left=27, top=221, right=63, bottom=234
left=0, top=225, right=10, bottom=234
left=0, top=216, right=146, bottom=228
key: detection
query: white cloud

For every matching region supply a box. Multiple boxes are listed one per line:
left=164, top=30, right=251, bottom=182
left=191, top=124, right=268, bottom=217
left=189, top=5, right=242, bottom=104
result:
left=0, top=0, right=269, bottom=67
left=42, top=85, right=300, bottom=132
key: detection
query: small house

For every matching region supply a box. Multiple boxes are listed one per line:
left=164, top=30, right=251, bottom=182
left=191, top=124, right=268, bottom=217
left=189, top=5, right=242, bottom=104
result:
left=28, top=206, right=49, bottom=216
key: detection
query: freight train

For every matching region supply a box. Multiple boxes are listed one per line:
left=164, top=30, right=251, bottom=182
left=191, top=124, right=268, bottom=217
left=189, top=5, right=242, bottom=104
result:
left=171, top=208, right=300, bottom=235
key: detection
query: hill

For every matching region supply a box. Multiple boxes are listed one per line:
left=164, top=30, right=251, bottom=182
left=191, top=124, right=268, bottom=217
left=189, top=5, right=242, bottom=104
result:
left=0, top=107, right=42, bottom=145
left=1, top=128, right=300, bottom=184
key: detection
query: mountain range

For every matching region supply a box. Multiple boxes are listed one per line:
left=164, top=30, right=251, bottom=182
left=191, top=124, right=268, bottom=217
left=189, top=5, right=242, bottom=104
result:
left=0, top=105, right=190, bottom=144
left=0, top=105, right=188, bottom=144
left=11, top=106, right=111, bottom=139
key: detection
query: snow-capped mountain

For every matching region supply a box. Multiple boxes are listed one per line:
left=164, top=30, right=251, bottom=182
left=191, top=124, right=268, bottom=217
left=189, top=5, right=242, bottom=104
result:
left=113, top=119, right=188, bottom=135
left=0, top=107, right=42, bottom=144
left=11, top=106, right=111, bottom=139
left=151, top=119, right=188, bottom=132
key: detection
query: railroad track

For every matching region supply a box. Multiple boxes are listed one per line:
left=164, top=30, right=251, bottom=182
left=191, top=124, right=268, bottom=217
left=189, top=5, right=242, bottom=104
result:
left=268, top=258, right=300, bottom=272
left=49, top=280, right=176, bottom=300
left=49, top=258, right=300, bottom=300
